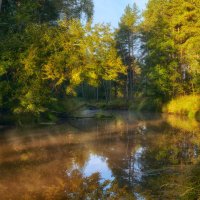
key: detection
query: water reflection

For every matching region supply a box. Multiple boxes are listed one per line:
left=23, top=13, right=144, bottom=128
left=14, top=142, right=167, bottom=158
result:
left=133, top=147, right=145, bottom=182
left=83, top=154, right=113, bottom=181
left=0, top=111, right=199, bottom=199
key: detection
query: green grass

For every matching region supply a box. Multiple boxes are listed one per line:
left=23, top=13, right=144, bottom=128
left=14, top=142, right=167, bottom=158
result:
left=163, top=95, right=200, bottom=120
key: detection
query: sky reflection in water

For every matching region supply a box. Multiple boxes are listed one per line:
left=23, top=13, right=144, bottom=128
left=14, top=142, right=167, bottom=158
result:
left=83, top=154, right=113, bottom=181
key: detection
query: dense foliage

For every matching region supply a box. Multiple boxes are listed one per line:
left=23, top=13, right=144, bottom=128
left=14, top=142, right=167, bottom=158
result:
left=0, top=0, right=199, bottom=119
left=0, top=0, right=125, bottom=118
left=164, top=95, right=200, bottom=119
left=140, top=0, right=200, bottom=105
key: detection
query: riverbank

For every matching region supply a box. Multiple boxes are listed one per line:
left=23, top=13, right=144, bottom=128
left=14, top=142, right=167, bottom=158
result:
left=1, top=95, right=199, bottom=126
left=163, top=95, right=200, bottom=121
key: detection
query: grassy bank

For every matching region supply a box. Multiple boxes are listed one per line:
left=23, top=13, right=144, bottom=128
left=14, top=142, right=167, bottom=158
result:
left=163, top=95, right=200, bottom=120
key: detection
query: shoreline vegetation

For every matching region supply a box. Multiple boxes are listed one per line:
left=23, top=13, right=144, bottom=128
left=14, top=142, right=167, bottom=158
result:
left=0, top=95, right=199, bottom=126
left=163, top=95, right=200, bottom=121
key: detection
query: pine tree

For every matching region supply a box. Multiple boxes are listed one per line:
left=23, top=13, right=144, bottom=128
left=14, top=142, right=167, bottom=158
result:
left=140, top=0, right=200, bottom=103
left=115, top=3, right=139, bottom=100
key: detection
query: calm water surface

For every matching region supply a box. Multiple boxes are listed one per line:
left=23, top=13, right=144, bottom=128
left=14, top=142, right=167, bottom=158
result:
left=0, top=111, right=200, bottom=199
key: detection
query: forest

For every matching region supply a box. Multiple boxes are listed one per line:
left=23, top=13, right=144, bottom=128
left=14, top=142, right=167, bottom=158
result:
left=0, top=1, right=200, bottom=199
left=0, top=0, right=199, bottom=123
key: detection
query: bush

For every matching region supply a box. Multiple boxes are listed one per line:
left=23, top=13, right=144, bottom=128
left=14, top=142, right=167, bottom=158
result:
left=163, top=95, right=200, bottom=119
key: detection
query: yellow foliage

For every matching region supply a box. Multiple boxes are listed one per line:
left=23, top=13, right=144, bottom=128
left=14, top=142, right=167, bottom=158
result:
left=40, top=20, right=126, bottom=94
left=164, top=95, right=200, bottom=119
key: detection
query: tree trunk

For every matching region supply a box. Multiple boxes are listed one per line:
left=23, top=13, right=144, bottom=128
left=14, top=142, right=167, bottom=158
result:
left=128, top=31, right=134, bottom=100
left=81, top=83, right=85, bottom=99
left=109, top=81, right=112, bottom=102
left=126, top=70, right=129, bottom=100
left=96, top=86, right=99, bottom=101
left=103, top=81, right=108, bottom=103
left=0, top=0, right=2, bottom=13
left=114, top=82, right=117, bottom=98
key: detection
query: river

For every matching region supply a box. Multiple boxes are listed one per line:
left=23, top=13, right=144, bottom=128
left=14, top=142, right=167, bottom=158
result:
left=0, top=111, right=200, bottom=199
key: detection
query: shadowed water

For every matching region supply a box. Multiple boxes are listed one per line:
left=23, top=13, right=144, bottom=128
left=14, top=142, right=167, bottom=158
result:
left=0, top=111, right=200, bottom=199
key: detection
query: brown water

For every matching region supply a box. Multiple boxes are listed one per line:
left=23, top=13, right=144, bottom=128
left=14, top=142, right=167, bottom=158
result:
left=0, top=111, right=200, bottom=200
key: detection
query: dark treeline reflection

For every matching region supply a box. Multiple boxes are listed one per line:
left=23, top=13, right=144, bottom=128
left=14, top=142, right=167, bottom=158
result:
left=0, top=111, right=200, bottom=199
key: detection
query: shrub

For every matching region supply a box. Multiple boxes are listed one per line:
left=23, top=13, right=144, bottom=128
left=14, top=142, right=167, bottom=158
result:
left=164, top=95, right=200, bottom=119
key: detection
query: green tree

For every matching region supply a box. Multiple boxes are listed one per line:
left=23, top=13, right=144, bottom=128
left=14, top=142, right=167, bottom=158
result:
left=0, top=0, right=94, bottom=117
left=140, top=0, right=200, bottom=105
left=115, top=3, right=139, bottom=100
left=42, top=20, right=125, bottom=97
left=0, top=0, right=94, bottom=34
left=0, top=18, right=125, bottom=116
left=169, top=0, right=200, bottom=93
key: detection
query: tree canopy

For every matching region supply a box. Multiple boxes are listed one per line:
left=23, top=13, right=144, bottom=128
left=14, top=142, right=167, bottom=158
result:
left=0, top=0, right=126, bottom=116
left=140, top=0, right=200, bottom=104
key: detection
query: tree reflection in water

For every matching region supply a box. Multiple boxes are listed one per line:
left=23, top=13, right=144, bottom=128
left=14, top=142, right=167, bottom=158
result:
left=0, top=111, right=199, bottom=199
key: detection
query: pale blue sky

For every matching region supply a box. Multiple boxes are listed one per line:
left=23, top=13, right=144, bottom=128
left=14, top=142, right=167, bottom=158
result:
left=93, top=0, right=148, bottom=28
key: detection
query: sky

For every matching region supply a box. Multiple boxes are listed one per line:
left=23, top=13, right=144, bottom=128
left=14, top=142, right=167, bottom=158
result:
left=93, top=0, right=148, bottom=28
